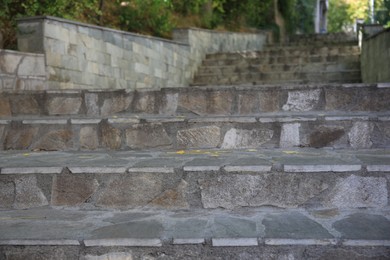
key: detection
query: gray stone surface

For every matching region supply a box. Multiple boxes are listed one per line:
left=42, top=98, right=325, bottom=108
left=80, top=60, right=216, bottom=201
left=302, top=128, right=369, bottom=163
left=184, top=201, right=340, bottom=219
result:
left=126, top=123, right=171, bottom=149
left=4, top=126, right=38, bottom=150
left=221, top=128, right=274, bottom=149
left=280, top=123, right=301, bottom=148
left=83, top=252, right=134, bottom=260
left=309, top=125, right=345, bottom=148
left=0, top=181, right=15, bottom=208
left=101, top=123, right=122, bottom=149
left=325, top=175, right=388, bottom=208
left=349, top=121, right=374, bottom=149
left=101, top=95, right=131, bottom=116
left=14, top=175, right=48, bottom=209
left=213, top=216, right=257, bottom=238
left=47, top=97, right=82, bottom=115
left=79, top=126, right=99, bottom=150
left=177, top=126, right=221, bottom=148
left=282, top=89, right=321, bottom=112
left=31, top=129, right=72, bottom=151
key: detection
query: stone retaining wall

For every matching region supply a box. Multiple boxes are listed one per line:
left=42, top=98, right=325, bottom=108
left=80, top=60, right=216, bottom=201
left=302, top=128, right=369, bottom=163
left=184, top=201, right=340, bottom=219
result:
left=361, top=28, right=390, bottom=83
left=16, top=16, right=267, bottom=90
left=0, top=50, right=46, bottom=91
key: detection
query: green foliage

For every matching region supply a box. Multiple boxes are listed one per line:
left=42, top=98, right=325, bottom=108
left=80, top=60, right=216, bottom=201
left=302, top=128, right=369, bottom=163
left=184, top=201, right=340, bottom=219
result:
left=328, top=0, right=351, bottom=32
left=376, top=0, right=390, bottom=26
left=117, top=0, right=174, bottom=38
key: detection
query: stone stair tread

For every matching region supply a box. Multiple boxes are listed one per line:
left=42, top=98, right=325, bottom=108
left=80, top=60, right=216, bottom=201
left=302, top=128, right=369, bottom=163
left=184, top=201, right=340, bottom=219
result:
left=1, top=148, right=389, bottom=170
left=0, top=207, right=389, bottom=246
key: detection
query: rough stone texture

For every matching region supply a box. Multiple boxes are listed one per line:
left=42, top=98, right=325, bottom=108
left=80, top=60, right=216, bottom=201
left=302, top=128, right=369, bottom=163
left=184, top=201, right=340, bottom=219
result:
left=348, top=121, right=374, bottom=149
left=177, top=126, right=221, bottom=148
left=14, top=176, right=48, bottom=209
left=83, top=252, right=133, bottom=260
left=282, top=89, right=321, bottom=111
left=213, top=216, right=257, bottom=238
left=208, top=91, right=234, bottom=114
left=85, top=93, right=99, bottom=115
left=91, top=220, right=164, bottom=239
left=101, top=123, right=122, bottom=150
left=259, top=90, right=282, bottom=112
left=0, top=181, right=15, bottom=208
left=132, top=92, right=155, bottom=114
left=46, top=97, right=82, bottom=115
left=4, top=126, right=38, bottom=150
left=1, top=246, right=79, bottom=260
left=280, top=123, right=301, bottom=148
left=159, top=93, right=178, bottom=115
left=96, top=174, right=164, bottom=208
left=51, top=175, right=99, bottom=206
left=309, top=125, right=345, bottom=148
left=80, top=126, right=99, bottom=150
left=221, top=128, right=274, bottom=149
left=238, top=92, right=260, bottom=114
left=125, top=123, right=171, bottom=149
left=178, top=91, right=207, bottom=115
left=31, top=129, right=72, bottom=151
left=200, top=174, right=328, bottom=209
left=149, top=180, right=189, bottom=209
left=10, top=96, right=40, bottom=115
left=101, top=95, right=131, bottom=116
left=0, top=96, right=12, bottom=116
left=325, top=176, right=388, bottom=208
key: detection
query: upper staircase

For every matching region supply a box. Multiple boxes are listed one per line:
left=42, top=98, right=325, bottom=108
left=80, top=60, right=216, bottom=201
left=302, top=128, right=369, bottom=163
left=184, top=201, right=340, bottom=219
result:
left=193, top=33, right=362, bottom=86
left=1, top=32, right=390, bottom=259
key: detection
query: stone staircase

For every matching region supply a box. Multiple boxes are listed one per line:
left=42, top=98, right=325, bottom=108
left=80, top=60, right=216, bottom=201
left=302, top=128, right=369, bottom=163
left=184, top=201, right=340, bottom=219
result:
left=193, top=34, right=362, bottom=86
left=1, top=33, right=390, bottom=259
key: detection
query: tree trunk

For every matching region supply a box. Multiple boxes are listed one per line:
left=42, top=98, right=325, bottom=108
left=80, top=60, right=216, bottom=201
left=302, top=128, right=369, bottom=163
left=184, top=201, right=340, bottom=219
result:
left=274, top=0, right=287, bottom=43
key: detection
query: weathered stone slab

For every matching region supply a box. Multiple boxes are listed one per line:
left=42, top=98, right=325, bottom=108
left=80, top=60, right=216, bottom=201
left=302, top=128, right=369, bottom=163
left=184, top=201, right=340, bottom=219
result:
left=280, top=123, right=300, bottom=148
left=84, top=93, right=99, bottom=115
left=169, top=219, right=208, bottom=239
left=91, top=220, right=164, bottom=239
left=221, top=128, right=274, bottom=149
left=238, top=92, right=260, bottom=114
left=149, top=180, right=189, bottom=209
left=200, top=174, right=328, bottom=209
left=159, top=93, right=178, bottom=115
left=96, top=174, right=164, bottom=208
left=4, top=126, right=38, bottom=150
left=0, top=96, right=11, bottom=116
left=14, top=176, right=48, bottom=209
left=10, top=96, right=40, bottom=115
left=79, top=126, right=99, bottom=150
left=333, top=213, right=390, bottom=239
left=325, top=175, right=388, bottom=208
left=282, top=89, right=321, bottom=111
left=83, top=252, right=134, bottom=260
left=177, top=126, right=221, bottom=149
left=47, top=97, right=82, bottom=115
left=101, top=123, right=122, bottom=149
left=309, top=125, right=345, bottom=148
left=51, top=175, right=99, bottom=206
left=0, top=181, right=15, bottom=208
left=263, top=212, right=333, bottom=239
left=213, top=216, right=258, bottom=238
left=348, top=121, right=374, bottom=149
left=208, top=91, right=234, bottom=114
left=101, top=95, right=131, bottom=116
left=31, top=129, right=72, bottom=151
left=126, top=123, right=171, bottom=149
left=259, top=89, right=282, bottom=112
left=178, top=91, right=207, bottom=115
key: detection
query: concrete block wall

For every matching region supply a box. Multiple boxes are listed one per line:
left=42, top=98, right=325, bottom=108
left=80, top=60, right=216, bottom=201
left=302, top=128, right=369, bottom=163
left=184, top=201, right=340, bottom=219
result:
left=0, top=50, right=46, bottom=91
left=361, top=28, right=390, bottom=83
left=16, top=16, right=267, bottom=90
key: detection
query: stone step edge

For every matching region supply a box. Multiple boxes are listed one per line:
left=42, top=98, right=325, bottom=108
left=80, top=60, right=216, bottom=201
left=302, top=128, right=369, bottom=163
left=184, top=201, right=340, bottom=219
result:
left=0, top=238, right=389, bottom=247
left=1, top=163, right=390, bottom=175
left=204, top=53, right=361, bottom=61
left=2, top=112, right=389, bottom=125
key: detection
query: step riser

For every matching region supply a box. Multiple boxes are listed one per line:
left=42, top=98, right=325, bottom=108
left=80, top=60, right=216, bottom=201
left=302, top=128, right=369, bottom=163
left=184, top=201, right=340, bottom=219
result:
left=1, top=117, right=389, bottom=151
left=1, top=166, right=388, bottom=210
left=1, top=244, right=389, bottom=259
left=1, top=85, right=389, bottom=117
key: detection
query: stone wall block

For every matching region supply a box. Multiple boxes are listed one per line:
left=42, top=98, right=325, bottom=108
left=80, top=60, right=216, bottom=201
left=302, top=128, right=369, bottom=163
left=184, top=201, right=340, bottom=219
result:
left=14, top=175, right=48, bottom=209
left=159, top=93, right=178, bottom=115
left=0, top=96, right=12, bottom=116
left=4, top=126, right=39, bottom=150
left=46, top=97, right=82, bottom=115
left=80, top=126, right=99, bottom=150
left=222, top=128, right=274, bottom=149
left=282, top=89, right=322, bottom=112
left=31, top=129, right=73, bottom=151
left=309, top=125, right=345, bottom=148
left=10, top=95, right=40, bottom=115
left=85, top=93, right=99, bottom=115
left=149, top=179, right=189, bottom=209
left=200, top=174, right=329, bottom=209
left=348, top=121, right=374, bottom=149
left=17, top=55, right=45, bottom=76
left=0, top=181, right=15, bottom=208
left=126, top=123, right=171, bottom=149
left=0, top=52, right=23, bottom=73
left=280, top=123, right=301, bottom=148
left=325, top=176, right=388, bottom=208
left=51, top=175, right=99, bottom=206
left=96, top=174, right=164, bottom=208
left=101, top=95, right=132, bottom=116
left=178, top=91, right=207, bottom=115
left=101, top=123, right=122, bottom=150
left=177, top=126, right=221, bottom=149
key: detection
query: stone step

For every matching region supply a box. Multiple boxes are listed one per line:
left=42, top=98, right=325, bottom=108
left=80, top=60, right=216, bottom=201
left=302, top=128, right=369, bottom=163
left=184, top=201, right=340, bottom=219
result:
left=0, top=207, right=389, bottom=259
left=1, top=83, right=389, bottom=117
left=204, top=46, right=360, bottom=61
left=1, top=112, right=389, bottom=151
left=197, top=62, right=361, bottom=75
left=193, top=70, right=362, bottom=85
left=0, top=148, right=389, bottom=210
